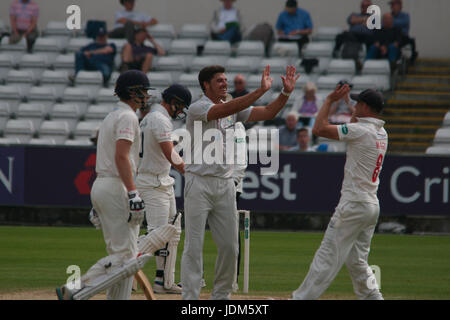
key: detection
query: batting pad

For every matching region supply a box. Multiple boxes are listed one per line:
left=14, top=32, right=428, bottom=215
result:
left=73, top=254, right=152, bottom=300
left=137, top=224, right=177, bottom=255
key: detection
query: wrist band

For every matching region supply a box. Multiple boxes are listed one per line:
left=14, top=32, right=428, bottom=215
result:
left=281, top=89, right=291, bottom=97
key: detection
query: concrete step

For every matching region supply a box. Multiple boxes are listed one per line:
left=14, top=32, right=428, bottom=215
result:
left=397, top=82, right=450, bottom=92
left=384, top=123, right=441, bottom=135
left=387, top=141, right=430, bottom=153
left=393, top=90, right=450, bottom=101
left=404, top=74, right=450, bottom=85
left=381, top=115, right=444, bottom=125
left=388, top=133, right=435, bottom=143
left=407, top=66, right=450, bottom=75
left=414, top=58, right=450, bottom=68
left=383, top=107, right=448, bottom=117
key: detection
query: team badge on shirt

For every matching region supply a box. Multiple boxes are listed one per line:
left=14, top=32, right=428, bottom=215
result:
left=341, top=124, right=349, bottom=135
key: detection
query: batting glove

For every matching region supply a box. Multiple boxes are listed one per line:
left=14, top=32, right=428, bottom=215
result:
left=128, top=190, right=145, bottom=226
left=88, top=208, right=102, bottom=230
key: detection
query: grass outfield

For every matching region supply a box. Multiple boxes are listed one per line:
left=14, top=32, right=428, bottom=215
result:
left=0, top=226, right=449, bottom=299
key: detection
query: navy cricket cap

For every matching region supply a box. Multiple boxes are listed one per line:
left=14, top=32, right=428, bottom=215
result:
left=350, top=89, right=385, bottom=113
left=162, top=84, right=192, bottom=107
left=96, top=27, right=107, bottom=37
left=286, top=0, right=298, bottom=7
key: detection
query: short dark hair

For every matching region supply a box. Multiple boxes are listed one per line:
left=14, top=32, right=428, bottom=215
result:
left=286, top=0, right=298, bottom=8
left=198, top=65, right=226, bottom=92
left=297, top=127, right=309, bottom=136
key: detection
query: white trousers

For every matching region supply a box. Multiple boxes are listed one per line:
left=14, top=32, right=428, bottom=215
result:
left=139, top=184, right=178, bottom=285
left=89, top=177, right=140, bottom=300
left=181, top=173, right=238, bottom=300
left=292, top=200, right=383, bottom=300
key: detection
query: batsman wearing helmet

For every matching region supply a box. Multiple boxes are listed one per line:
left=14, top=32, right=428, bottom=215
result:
left=56, top=70, right=177, bottom=300
left=136, top=84, right=192, bottom=294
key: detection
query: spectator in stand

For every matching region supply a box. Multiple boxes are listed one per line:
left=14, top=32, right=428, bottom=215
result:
left=73, top=28, right=117, bottom=87
left=210, top=0, right=243, bottom=44
left=121, top=27, right=166, bottom=73
left=333, top=0, right=374, bottom=58
left=278, top=111, right=300, bottom=151
left=297, top=82, right=322, bottom=127
left=9, top=0, right=39, bottom=53
left=109, top=0, right=158, bottom=43
left=390, top=0, right=418, bottom=63
left=276, top=0, right=313, bottom=55
left=230, top=74, right=249, bottom=98
left=329, top=81, right=356, bottom=124
left=288, top=127, right=315, bottom=152
left=366, top=13, right=403, bottom=69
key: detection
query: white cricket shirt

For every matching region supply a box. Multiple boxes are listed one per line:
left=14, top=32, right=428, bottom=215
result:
left=95, top=101, right=141, bottom=178
left=185, top=95, right=252, bottom=178
left=136, top=104, right=175, bottom=187
left=337, top=117, right=388, bottom=204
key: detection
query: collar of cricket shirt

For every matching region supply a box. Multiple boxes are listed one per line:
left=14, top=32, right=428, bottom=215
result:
left=356, top=117, right=386, bottom=128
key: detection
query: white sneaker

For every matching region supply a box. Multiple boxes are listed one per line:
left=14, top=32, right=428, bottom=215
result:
left=232, top=282, right=239, bottom=293
left=153, top=281, right=182, bottom=294
left=200, top=278, right=206, bottom=288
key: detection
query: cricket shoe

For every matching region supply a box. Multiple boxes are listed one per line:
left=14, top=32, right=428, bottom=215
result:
left=55, top=285, right=74, bottom=300
left=153, top=281, right=182, bottom=294
left=232, top=282, right=239, bottom=293
left=200, top=278, right=206, bottom=288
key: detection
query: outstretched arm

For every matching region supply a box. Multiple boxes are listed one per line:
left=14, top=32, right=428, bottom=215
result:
left=247, top=65, right=300, bottom=122
left=312, top=84, right=351, bottom=140
left=206, top=65, right=273, bottom=121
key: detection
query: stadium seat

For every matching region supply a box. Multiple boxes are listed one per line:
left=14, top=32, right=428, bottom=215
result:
left=0, top=102, right=11, bottom=134
left=352, top=75, right=389, bottom=91
left=64, top=139, right=93, bottom=146
left=0, top=53, right=17, bottom=69
left=52, top=54, right=75, bottom=71
left=327, top=59, right=356, bottom=75
left=75, top=70, right=103, bottom=86
left=187, top=87, right=204, bottom=102
left=67, top=37, right=92, bottom=53
left=179, top=24, right=209, bottom=40
left=4, top=119, right=35, bottom=143
left=40, top=70, right=70, bottom=95
left=18, top=54, right=53, bottom=75
left=178, top=73, right=200, bottom=87
left=5, top=69, right=37, bottom=91
left=38, top=120, right=70, bottom=144
left=147, top=24, right=176, bottom=39
left=16, top=103, right=47, bottom=129
left=0, top=19, right=6, bottom=34
left=74, top=121, right=102, bottom=140
left=152, top=38, right=173, bottom=52
left=189, top=56, right=227, bottom=73
left=169, top=39, right=198, bottom=56
left=43, top=21, right=75, bottom=37
left=0, top=137, right=21, bottom=145
left=362, top=60, right=391, bottom=75
left=62, top=87, right=93, bottom=104
left=50, top=103, right=82, bottom=131
left=108, top=38, right=128, bottom=54
left=270, top=42, right=299, bottom=58
left=259, top=57, right=291, bottom=74
left=0, top=36, right=26, bottom=52
left=153, top=56, right=187, bottom=74
left=34, top=37, right=66, bottom=54
left=0, top=85, right=26, bottom=108
left=146, top=72, right=173, bottom=88
left=303, top=42, right=334, bottom=58
left=236, top=40, right=265, bottom=57
left=203, top=40, right=231, bottom=56
left=317, top=75, right=353, bottom=90
left=425, top=145, right=450, bottom=155
left=226, top=57, right=260, bottom=74
left=434, top=128, right=450, bottom=145
left=27, top=86, right=60, bottom=106
left=85, top=104, right=113, bottom=121
left=96, top=87, right=119, bottom=104
left=28, top=137, right=57, bottom=145
left=313, top=26, right=343, bottom=41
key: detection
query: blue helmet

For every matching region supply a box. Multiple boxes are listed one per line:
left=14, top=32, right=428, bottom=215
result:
left=162, top=84, right=192, bottom=120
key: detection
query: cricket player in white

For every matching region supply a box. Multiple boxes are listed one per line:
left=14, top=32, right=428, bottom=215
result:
left=292, top=86, right=388, bottom=300
left=56, top=71, right=177, bottom=300
left=136, top=84, right=192, bottom=294
left=181, top=65, right=300, bottom=300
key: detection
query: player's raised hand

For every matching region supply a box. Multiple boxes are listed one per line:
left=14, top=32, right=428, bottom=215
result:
left=260, top=65, right=273, bottom=92
left=280, top=65, right=301, bottom=94
left=327, top=84, right=351, bottom=103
